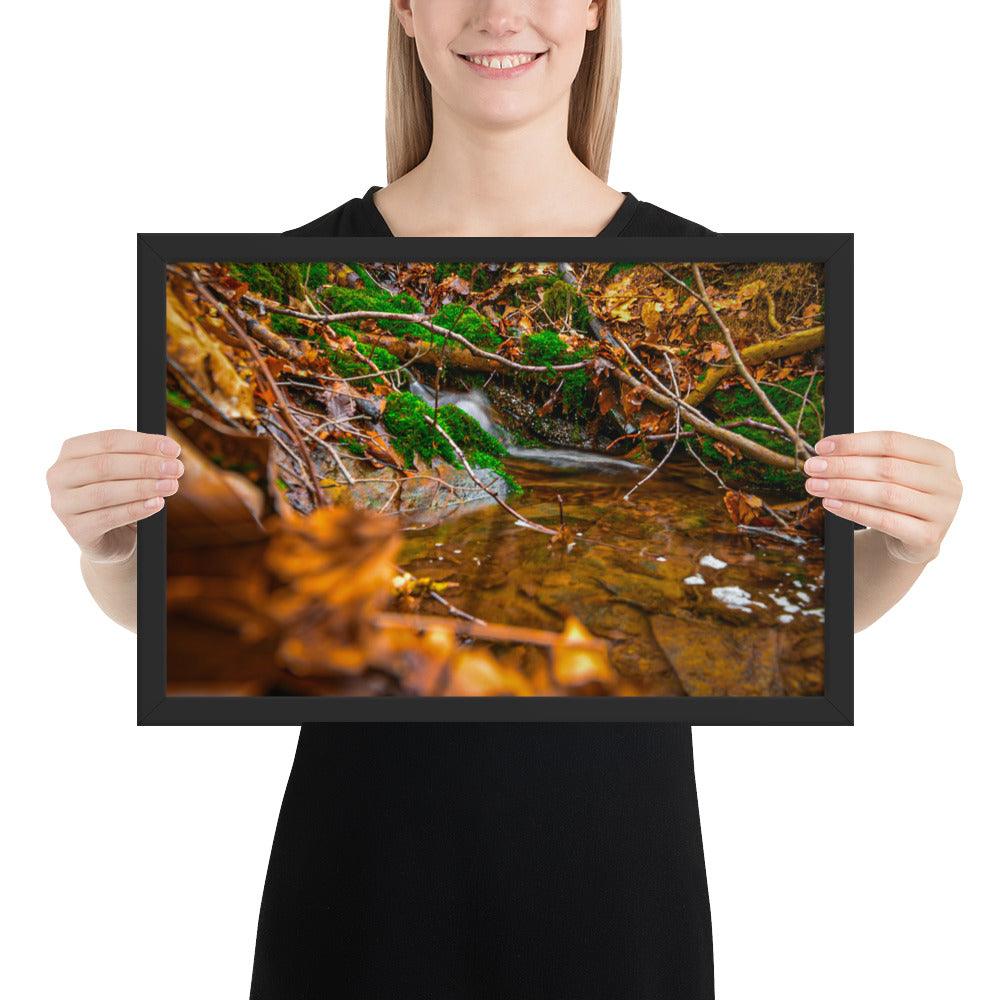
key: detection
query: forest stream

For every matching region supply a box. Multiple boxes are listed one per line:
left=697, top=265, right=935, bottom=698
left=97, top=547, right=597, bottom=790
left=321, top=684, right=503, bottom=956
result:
left=397, top=382, right=825, bottom=697
left=165, top=258, right=827, bottom=698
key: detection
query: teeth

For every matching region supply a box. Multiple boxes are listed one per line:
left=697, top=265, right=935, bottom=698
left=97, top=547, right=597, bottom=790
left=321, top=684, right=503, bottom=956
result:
left=466, top=52, right=537, bottom=69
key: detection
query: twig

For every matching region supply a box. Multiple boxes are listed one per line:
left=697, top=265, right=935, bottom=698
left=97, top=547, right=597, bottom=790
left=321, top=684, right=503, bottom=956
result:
left=658, top=264, right=815, bottom=462
left=795, top=371, right=817, bottom=438
left=423, top=416, right=556, bottom=536
left=166, top=356, right=245, bottom=431
left=759, top=378, right=824, bottom=432
left=373, top=612, right=606, bottom=652
left=684, top=438, right=793, bottom=530
left=738, top=524, right=805, bottom=546
left=623, top=346, right=684, bottom=502
left=184, top=268, right=327, bottom=507
left=391, top=565, right=486, bottom=625
left=291, top=414, right=356, bottom=485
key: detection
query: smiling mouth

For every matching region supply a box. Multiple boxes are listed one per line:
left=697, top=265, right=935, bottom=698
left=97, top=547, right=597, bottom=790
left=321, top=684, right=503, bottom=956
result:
left=457, top=51, right=547, bottom=70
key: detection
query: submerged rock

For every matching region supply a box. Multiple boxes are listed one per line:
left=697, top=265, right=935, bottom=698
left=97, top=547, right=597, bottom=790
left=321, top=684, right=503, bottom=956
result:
left=345, top=460, right=510, bottom=527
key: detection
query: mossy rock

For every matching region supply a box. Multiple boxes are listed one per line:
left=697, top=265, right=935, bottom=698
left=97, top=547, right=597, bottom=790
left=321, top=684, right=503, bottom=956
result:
left=539, top=278, right=592, bottom=332
left=382, top=391, right=520, bottom=493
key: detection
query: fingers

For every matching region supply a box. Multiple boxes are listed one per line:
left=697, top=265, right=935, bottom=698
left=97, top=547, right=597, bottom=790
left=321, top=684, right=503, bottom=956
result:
left=804, top=474, right=944, bottom=521
left=58, top=429, right=180, bottom=462
left=803, top=454, right=940, bottom=493
left=816, top=430, right=953, bottom=467
left=50, top=453, right=184, bottom=490
left=818, top=498, right=942, bottom=554
left=59, top=477, right=180, bottom=516
left=67, top=498, right=166, bottom=551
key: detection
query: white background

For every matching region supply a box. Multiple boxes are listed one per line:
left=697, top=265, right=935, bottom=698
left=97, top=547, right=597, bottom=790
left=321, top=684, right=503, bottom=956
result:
left=2, top=2, right=996, bottom=997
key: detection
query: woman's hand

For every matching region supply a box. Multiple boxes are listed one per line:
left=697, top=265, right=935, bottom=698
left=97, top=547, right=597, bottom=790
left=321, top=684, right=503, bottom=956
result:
left=803, top=430, right=962, bottom=564
left=47, top=429, right=184, bottom=563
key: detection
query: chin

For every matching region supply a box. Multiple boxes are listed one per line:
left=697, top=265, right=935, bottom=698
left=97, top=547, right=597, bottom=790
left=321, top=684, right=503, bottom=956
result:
left=454, top=92, right=547, bottom=130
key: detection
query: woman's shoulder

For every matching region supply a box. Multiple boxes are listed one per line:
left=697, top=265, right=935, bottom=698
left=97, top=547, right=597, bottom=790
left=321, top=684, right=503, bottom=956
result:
left=620, top=196, right=715, bottom=237
left=282, top=185, right=391, bottom=237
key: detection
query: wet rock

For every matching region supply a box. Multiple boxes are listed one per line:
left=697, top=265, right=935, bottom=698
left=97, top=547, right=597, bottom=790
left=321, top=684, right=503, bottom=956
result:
left=485, top=383, right=621, bottom=451
left=346, top=461, right=510, bottom=524
left=649, top=615, right=784, bottom=696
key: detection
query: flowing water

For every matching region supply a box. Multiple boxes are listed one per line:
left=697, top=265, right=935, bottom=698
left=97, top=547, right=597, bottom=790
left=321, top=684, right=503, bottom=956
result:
left=398, top=382, right=825, bottom=696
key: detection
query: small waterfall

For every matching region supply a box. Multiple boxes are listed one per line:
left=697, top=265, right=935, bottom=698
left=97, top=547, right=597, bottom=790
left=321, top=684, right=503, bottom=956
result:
left=409, top=377, right=641, bottom=471
left=409, top=378, right=507, bottom=442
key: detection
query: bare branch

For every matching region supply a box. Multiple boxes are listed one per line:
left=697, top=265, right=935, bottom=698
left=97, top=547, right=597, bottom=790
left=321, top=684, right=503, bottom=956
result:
left=423, top=416, right=556, bottom=536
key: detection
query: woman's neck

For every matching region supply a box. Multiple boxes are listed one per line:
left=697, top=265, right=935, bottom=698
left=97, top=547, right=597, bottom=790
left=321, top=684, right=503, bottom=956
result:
left=374, top=102, right=625, bottom=237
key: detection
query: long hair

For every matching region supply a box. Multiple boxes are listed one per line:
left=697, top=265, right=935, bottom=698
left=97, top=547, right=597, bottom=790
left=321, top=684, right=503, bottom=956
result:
left=385, top=1, right=621, bottom=182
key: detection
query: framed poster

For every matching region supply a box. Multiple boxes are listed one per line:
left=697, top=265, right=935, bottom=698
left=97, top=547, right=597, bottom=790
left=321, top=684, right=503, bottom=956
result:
left=138, top=234, right=853, bottom=724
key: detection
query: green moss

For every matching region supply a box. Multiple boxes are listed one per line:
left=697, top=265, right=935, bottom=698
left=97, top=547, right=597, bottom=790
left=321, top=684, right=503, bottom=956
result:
left=227, top=263, right=308, bottom=303
left=604, top=262, right=636, bottom=279
left=521, top=329, right=594, bottom=417
left=432, top=302, right=501, bottom=349
left=509, top=428, right=544, bottom=449
left=434, top=261, right=472, bottom=283
left=382, top=391, right=518, bottom=491
left=433, top=262, right=496, bottom=292
left=322, top=282, right=502, bottom=349
left=344, top=440, right=366, bottom=457
left=346, top=262, right=382, bottom=293
left=322, top=283, right=427, bottom=340
left=540, top=279, right=592, bottom=332
left=468, top=450, right=522, bottom=495
left=286, top=313, right=399, bottom=387
left=270, top=313, right=304, bottom=338
left=690, top=374, right=824, bottom=492
left=300, top=262, right=329, bottom=290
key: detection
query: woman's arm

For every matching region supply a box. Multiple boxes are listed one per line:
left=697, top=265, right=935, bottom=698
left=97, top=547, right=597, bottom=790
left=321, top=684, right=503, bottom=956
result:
left=802, top=431, right=963, bottom=633
left=47, top=429, right=185, bottom=633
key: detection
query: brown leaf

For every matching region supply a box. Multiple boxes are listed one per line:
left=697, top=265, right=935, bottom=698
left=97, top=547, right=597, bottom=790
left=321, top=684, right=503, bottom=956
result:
left=641, top=299, right=664, bottom=334
left=597, top=384, right=618, bottom=415
left=445, top=649, right=534, bottom=696
left=166, top=282, right=256, bottom=422
left=723, top=489, right=765, bottom=525
left=551, top=617, right=613, bottom=692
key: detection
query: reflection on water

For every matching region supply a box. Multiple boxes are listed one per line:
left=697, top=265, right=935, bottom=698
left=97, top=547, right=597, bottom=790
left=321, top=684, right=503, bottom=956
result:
left=397, top=454, right=825, bottom=696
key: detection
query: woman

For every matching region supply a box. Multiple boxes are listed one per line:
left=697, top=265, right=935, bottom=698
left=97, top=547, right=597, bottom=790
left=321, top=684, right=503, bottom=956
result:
left=46, top=2, right=963, bottom=997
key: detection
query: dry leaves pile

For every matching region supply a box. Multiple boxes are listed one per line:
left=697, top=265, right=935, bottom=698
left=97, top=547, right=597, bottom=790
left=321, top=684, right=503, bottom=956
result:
left=166, top=411, right=615, bottom=697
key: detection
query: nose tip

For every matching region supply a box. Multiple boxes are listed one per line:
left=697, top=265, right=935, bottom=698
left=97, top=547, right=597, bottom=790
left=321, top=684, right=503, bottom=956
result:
left=472, top=8, right=527, bottom=36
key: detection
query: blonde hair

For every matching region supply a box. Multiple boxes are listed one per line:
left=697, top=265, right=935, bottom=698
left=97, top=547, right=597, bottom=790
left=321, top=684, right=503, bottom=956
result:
left=385, top=1, right=621, bottom=182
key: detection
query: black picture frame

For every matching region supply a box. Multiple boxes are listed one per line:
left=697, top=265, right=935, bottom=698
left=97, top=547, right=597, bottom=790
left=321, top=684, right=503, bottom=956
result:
left=138, top=234, right=853, bottom=725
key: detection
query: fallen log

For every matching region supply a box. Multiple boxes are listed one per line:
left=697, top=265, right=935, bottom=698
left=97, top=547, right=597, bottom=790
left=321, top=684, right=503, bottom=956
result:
left=683, top=325, right=824, bottom=407
left=352, top=332, right=498, bottom=373
left=613, top=367, right=802, bottom=470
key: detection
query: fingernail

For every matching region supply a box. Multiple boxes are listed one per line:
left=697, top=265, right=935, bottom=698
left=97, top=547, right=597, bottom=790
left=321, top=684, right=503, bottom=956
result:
left=804, top=457, right=827, bottom=473
left=816, top=439, right=835, bottom=454
left=158, top=438, right=181, bottom=457
left=160, top=459, right=182, bottom=476
left=823, top=497, right=843, bottom=509
left=806, top=478, right=828, bottom=492
left=155, top=479, right=177, bottom=493
left=144, top=496, right=164, bottom=510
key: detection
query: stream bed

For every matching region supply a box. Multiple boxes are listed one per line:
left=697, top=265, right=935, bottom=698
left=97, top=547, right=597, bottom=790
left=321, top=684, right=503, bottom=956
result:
left=397, top=449, right=825, bottom=697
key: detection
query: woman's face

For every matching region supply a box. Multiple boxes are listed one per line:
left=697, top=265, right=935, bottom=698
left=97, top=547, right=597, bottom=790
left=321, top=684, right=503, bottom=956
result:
left=396, top=1, right=602, bottom=128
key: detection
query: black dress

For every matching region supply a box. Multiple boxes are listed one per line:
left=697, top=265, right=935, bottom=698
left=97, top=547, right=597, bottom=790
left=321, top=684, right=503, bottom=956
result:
left=249, top=187, right=716, bottom=1000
